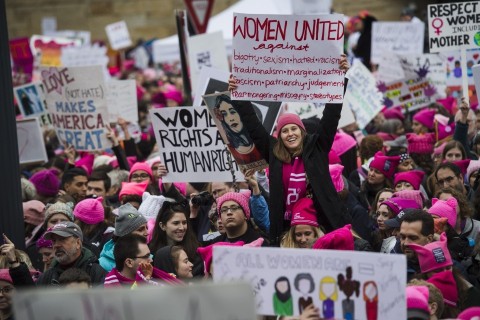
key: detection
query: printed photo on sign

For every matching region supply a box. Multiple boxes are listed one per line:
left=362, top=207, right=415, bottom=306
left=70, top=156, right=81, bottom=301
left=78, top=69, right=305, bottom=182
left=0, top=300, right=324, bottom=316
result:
left=203, top=91, right=268, bottom=173
left=13, top=82, right=46, bottom=117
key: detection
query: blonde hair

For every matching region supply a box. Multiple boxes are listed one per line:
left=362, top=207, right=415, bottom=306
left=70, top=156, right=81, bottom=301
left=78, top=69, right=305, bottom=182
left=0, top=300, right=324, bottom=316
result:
left=273, top=128, right=306, bottom=163
left=0, top=249, right=34, bottom=270
left=280, top=225, right=323, bottom=248
left=319, top=276, right=338, bottom=301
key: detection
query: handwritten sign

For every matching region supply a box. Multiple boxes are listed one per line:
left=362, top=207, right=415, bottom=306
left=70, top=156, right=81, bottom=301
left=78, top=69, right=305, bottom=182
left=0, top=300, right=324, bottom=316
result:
left=30, top=35, right=82, bottom=67
left=371, top=22, right=425, bottom=64
left=376, top=53, right=405, bottom=83
left=16, top=118, right=48, bottom=164
left=105, top=21, right=132, bottom=50
left=344, top=61, right=383, bottom=129
left=14, top=82, right=47, bottom=117
left=61, top=44, right=110, bottom=80
left=41, top=66, right=109, bottom=151
left=213, top=246, right=406, bottom=319
left=443, top=48, right=480, bottom=86
left=150, top=106, right=243, bottom=182
left=378, top=77, right=438, bottom=112
left=428, top=1, right=480, bottom=52
left=106, top=80, right=138, bottom=123
left=232, top=13, right=345, bottom=103
left=13, top=282, right=256, bottom=320
left=203, top=91, right=269, bottom=173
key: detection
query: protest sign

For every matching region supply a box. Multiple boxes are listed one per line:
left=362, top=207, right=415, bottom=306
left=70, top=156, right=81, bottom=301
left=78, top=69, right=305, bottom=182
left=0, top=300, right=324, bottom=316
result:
left=444, top=48, right=480, bottom=86
left=473, top=65, right=480, bottom=102
left=14, top=282, right=256, bottom=320
left=105, top=21, right=132, bottom=51
left=13, top=82, right=47, bottom=117
left=371, top=22, right=424, bottom=64
left=150, top=106, right=243, bottom=182
left=47, top=30, right=91, bottom=45
left=378, top=77, right=438, bottom=112
left=61, top=44, right=110, bottom=79
left=41, top=66, right=109, bottom=151
left=213, top=246, right=406, bottom=319
left=291, top=0, right=332, bottom=15
left=9, top=37, right=34, bottom=86
left=30, top=35, right=81, bottom=67
left=376, top=53, right=405, bottom=83
left=41, top=17, right=57, bottom=35
left=16, top=118, right=48, bottom=164
left=428, top=1, right=480, bottom=52
left=106, top=80, right=138, bottom=123
left=194, top=67, right=282, bottom=135
left=203, top=91, right=269, bottom=173
left=344, top=61, right=383, bottom=129
left=286, top=101, right=356, bottom=129
left=232, top=13, right=345, bottom=103
left=187, top=31, right=229, bottom=93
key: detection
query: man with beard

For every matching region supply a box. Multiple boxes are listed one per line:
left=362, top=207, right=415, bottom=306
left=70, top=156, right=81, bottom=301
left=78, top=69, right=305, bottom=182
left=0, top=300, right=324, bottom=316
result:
left=435, top=162, right=474, bottom=202
left=60, top=168, right=88, bottom=203
left=37, top=222, right=106, bottom=285
left=398, top=210, right=434, bottom=281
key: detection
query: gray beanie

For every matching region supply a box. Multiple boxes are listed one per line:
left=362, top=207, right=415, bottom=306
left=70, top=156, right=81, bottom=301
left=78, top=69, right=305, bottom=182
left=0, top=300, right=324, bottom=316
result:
left=44, top=201, right=75, bottom=223
left=115, top=203, right=148, bottom=237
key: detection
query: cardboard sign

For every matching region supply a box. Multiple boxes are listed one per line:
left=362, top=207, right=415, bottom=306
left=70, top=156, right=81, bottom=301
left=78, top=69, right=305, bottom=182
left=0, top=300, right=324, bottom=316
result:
left=232, top=13, right=345, bottom=103
left=106, top=80, right=138, bottom=123
left=203, top=91, right=269, bottom=173
left=61, top=44, right=110, bottom=80
left=428, top=1, right=480, bottom=52
left=379, top=77, right=438, bottom=112
left=344, top=61, right=383, bottom=129
left=371, top=22, right=425, bottom=64
left=41, top=66, right=109, bottom=151
left=13, top=282, right=256, bottom=320
left=105, top=21, right=132, bottom=50
left=13, top=82, right=47, bottom=117
left=16, top=118, right=48, bottom=164
left=150, top=106, right=243, bottom=182
left=184, top=0, right=214, bottom=34
left=444, top=48, right=480, bottom=86
left=291, top=0, right=332, bottom=15
left=187, top=31, right=229, bottom=92
left=213, top=246, right=406, bottom=319
left=286, top=101, right=356, bottom=129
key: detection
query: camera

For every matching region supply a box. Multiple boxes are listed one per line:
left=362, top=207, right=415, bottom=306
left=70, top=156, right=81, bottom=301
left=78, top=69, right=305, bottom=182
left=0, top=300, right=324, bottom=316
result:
left=191, top=191, right=215, bottom=207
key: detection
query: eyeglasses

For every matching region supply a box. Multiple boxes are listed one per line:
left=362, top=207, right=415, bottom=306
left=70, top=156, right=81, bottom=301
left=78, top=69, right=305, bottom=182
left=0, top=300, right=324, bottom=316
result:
left=133, top=253, right=153, bottom=260
left=131, top=173, right=150, bottom=180
left=220, top=205, right=242, bottom=214
left=0, top=286, right=14, bottom=294
left=436, top=176, right=456, bottom=186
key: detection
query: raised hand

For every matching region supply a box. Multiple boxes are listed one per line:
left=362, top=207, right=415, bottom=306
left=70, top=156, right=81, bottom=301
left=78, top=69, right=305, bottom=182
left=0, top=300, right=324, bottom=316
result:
left=228, top=75, right=238, bottom=92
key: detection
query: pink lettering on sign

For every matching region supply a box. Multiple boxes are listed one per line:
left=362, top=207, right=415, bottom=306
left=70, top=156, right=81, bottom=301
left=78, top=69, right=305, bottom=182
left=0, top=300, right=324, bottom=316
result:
left=41, top=67, right=75, bottom=95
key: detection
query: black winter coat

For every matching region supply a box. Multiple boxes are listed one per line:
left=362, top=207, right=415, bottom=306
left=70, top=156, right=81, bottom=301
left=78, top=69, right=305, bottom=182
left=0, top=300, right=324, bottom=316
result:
left=235, top=96, right=351, bottom=245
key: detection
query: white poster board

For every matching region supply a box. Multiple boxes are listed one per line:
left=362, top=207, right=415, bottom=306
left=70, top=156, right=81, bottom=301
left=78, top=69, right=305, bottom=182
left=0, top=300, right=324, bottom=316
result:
left=376, top=53, right=405, bottom=83
left=61, top=44, right=110, bottom=79
left=344, top=61, right=383, bottom=129
left=291, top=0, right=332, bottom=15
left=213, top=246, right=406, bottom=319
left=150, top=107, right=243, bottom=182
left=106, top=80, right=138, bottom=123
left=187, top=31, right=229, bottom=93
left=13, top=282, right=256, bottom=320
left=41, top=17, right=57, bottom=35
left=286, top=101, right=356, bottom=129
left=444, top=48, right=480, bottom=86
left=428, top=1, right=480, bottom=52
left=41, top=66, right=110, bottom=151
left=13, top=82, right=47, bottom=117
left=232, top=13, right=345, bottom=103
left=379, top=77, right=438, bottom=112
left=16, top=118, right=48, bottom=164
left=371, top=22, right=425, bottom=64
left=105, top=21, right=132, bottom=50
left=473, top=65, right=480, bottom=101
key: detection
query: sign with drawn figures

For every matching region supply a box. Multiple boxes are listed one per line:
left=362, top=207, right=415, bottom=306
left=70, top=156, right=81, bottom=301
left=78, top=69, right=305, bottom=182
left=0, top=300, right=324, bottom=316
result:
left=444, top=48, right=480, bottom=86
left=13, top=283, right=256, bottom=320
left=371, top=22, right=425, bottom=64
left=378, top=77, right=438, bottom=112
left=41, top=66, right=109, bottom=151
left=150, top=106, right=244, bottom=183
left=428, top=1, right=480, bottom=52
left=203, top=91, right=269, bottom=173
left=232, top=13, right=345, bottom=103
left=213, top=247, right=406, bottom=319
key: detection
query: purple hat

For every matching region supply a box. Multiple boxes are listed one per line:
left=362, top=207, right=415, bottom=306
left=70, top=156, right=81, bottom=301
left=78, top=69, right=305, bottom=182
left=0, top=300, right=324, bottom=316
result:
left=29, top=169, right=60, bottom=197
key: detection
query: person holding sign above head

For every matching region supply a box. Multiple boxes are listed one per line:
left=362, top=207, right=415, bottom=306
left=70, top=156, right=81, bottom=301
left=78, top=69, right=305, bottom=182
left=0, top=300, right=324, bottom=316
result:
left=229, top=55, right=351, bottom=246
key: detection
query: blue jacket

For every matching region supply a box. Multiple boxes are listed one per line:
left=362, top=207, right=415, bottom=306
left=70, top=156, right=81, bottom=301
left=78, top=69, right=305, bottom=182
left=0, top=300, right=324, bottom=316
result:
left=99, top=239, right=115, bottom=272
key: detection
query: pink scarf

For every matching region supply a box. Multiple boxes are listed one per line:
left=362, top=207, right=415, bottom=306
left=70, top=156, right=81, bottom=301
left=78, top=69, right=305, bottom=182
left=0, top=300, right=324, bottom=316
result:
left=282, top=156, right=307, bottom=220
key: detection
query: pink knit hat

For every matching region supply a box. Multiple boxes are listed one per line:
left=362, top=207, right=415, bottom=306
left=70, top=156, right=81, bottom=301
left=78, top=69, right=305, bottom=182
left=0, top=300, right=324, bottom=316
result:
left=332, top=132, right=356, bottom=157
left=29, top=169, right=60, bottom=197
left=329, top=164, right=345, bottom=192
left=197, top=241, right=245, bottom=276
left=413, top=109, right=436, bottom=130
left=119, top=182, right=149, bottom=200
left=458, top=307, right=480, bottom=320
left=392, top=190, right=425, bottom=209
left=452, top=159, right=471, bottom=176
left=290, top=197, right=319, bottom=227
left=164, top=87, right=183, bottom=105
left=383, top=106, right=405, bottom=121
left=407, top=133, right=436, bottom=154
left=23, top=200, right=45, bottom=226
left=36, top=233, right=53, bottom=249
left=394, top=170, right=425, bottom=190
left=427, top=270, right=458, bottom=307
left=437, top=97, right=455, bottom=115
left=428, top=197, right=458, bottom=229
left=369, top=152, right=400, bottom=179
left=433, top=141, right=447, bottom=156
left=0, top=269, right=13, bottom=284
left=275, top=113, right=306, bottom=136
left=312, top=224, right=354, bottom=251
left=75, top=153, right=94, bottom=175
left=73, top=197, right=104, bottom=224
left=216, top=192, right=251, bottom=219
left=129, top=162, right=154, bottom=182
left=406, top=286, right=430, bottom=320
left=436, top=119, right=455, bottom=141
left=328, top=150, right=342, bottom=164
left=467, top=160, right=480, bottom=180
left=380, top=197, right=420, bottom=216
left=408, top=233, right=452, bottom=273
